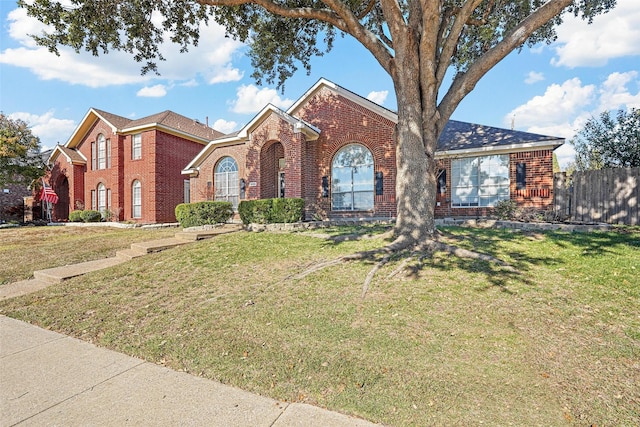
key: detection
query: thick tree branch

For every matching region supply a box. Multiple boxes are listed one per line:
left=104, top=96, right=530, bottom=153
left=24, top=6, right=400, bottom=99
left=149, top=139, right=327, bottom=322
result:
left=356, top=0, right=377, bottom=19
left=198, top=0, right=394, bottom=75
left=437, top=0, right=573, bottom=131
left=435, top=0, right=484, bottom=95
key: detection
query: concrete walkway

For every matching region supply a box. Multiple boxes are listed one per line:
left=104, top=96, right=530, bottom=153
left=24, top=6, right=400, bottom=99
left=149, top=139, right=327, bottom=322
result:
left=0, top=225, right=379, bottom=426
left=0, top=317, right=377, bottom=426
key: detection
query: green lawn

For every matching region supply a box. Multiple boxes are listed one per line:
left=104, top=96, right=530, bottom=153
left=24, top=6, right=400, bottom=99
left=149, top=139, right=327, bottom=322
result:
left=0, top=225, right=638, bottom=425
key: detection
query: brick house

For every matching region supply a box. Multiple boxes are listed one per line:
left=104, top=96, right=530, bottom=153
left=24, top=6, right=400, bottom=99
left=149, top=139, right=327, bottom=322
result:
left=183, top=79, right=563, bottom=220
left=47, top=109, right=222, bottom=223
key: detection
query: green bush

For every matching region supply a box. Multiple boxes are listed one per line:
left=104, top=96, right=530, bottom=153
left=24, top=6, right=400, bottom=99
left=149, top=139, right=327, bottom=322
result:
left=68, top=210, right=83, bottom=222
left=238, top=198, right=304, bottom=224
left=175, top=201, right=234, bottom=228
left=80, top=210, right=102, bottom=222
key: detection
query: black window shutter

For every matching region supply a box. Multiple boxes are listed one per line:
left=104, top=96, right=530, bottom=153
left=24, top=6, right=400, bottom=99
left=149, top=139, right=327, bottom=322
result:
left=516, top=163, right=526, bottom=190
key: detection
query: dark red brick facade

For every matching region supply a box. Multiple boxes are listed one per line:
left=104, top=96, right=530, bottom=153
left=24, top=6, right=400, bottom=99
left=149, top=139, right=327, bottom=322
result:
left=49, top=113, right=208, bottom=223
left=188, top=82, right=560, bottom=221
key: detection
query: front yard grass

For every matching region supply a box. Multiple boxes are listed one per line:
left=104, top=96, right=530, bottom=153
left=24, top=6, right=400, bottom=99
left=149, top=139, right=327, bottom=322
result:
left=0, top=226, right=177, bottom=285
left=0, top=226, right=638, bottom=425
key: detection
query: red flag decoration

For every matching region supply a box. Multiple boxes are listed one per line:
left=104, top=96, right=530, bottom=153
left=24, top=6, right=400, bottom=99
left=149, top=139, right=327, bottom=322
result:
left=40, top=182, right=59, bottom=204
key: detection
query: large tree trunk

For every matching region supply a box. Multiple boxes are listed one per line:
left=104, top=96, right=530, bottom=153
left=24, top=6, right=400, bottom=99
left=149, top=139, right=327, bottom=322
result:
left=391, top=42, right=439, bottom=248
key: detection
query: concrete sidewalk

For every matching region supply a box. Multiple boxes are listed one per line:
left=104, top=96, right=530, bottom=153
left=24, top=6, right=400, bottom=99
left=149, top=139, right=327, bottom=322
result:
left=0, top=316, right=378, bottom=426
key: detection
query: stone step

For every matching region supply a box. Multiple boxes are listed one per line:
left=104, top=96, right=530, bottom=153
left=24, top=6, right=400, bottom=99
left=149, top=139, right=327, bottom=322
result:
left=0, top=279, right=54, bottom=300
left=129, top=238, right=191, bottom=254
left=33, top=257, right=127, bottom=284
left=174, top=224, right=243, bottom=241
left=115, top=248, right=147, bottom=260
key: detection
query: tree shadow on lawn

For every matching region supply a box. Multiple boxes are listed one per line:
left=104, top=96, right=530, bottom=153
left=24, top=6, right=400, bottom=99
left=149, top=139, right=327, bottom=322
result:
left=314, top=225, right=639, bottom=295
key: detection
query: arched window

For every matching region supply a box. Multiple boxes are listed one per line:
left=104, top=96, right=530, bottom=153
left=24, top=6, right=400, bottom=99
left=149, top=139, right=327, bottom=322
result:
left=97, top=183, right=107, bottom=213
left=331, top=144, right=374, bottom=211
left=132, top=180, right=142, bottom=218
left=214, top=157, right=239, bottom=209
left=97, top=134, right=106, bottom=169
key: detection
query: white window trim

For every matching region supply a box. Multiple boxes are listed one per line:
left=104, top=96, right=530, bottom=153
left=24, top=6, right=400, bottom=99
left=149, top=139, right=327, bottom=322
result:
left=132, top=134, right=142, bottom=160
left=451, top=154, right=510, bottom=208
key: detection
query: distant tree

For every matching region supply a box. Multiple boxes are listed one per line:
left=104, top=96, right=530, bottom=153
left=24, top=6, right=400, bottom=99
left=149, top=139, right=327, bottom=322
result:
left=20, top=0, right=616, bottom=249
left=552, top=152, right=561, bottom=174
left=571, top=109, right=640, bottom=171
left=0, top=113, right=46, bottom=187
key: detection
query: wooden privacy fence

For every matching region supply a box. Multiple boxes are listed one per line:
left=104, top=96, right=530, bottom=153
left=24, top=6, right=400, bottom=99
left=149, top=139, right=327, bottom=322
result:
left=554, top=167, right=639, bottom=225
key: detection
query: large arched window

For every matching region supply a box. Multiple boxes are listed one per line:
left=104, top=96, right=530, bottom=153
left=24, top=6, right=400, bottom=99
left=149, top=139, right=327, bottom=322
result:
left=132, top=180, right=142, bottom=218
left=215, top=157, right=239, bottom=209
left=331, top=144, right=374, bottom=211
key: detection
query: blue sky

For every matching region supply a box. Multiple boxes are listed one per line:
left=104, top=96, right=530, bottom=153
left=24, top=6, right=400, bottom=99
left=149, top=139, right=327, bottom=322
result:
left=1, top=0, right=639, bottom=169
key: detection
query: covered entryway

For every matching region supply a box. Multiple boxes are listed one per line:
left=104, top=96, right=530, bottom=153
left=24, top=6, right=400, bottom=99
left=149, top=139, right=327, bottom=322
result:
left=54, top=176, right=70, bottom=220
left=259, top=141, right=285, bottom=199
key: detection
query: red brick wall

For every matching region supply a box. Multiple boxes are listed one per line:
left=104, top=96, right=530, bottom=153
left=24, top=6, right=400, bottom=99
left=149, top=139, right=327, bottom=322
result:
left=296, top=87, right=397, bottom=219
left=190, top=143, right=248, bottom=202
left=75, top=120, right=120, bottom=217
left=434, top=149, right=555, bottom=217
left=52, top=117, right=207, bottom=223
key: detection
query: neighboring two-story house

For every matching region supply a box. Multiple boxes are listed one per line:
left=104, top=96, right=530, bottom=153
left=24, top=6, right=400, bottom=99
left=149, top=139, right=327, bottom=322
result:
left=47, top=109, right=222, bottom=223
left=183, top=79, right=564, bottom=221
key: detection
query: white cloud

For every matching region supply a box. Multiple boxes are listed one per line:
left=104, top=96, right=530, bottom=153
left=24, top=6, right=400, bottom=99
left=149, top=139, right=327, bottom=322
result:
left=504, top=78, right=595, bottom=134
left=230, top=85, right=294, bottom=114
left=552, top=0, right=640, bottom=67
left=137, top=84, right=168, bottom=97
left=207, top=65, right=244, bottom=84
left=212, top=119, right=239, bottom=134
left=597, top=71, right=640, bottom=111
left=367, top=90, right=388, bottom=105
left=524, top=71, right=544, bottom=85
left=504, top=70, right=640, bottom=169
left=8, top=111, right=76, bottom=149
left=0, top=5, right=245, bottom=88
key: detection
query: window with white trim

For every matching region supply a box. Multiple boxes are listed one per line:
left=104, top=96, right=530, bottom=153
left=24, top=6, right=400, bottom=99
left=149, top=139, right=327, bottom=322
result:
left=132, top=180, right=142, bottom=218
left=214, top=157, right=239, bottom=209
left=451, top=154, right=510, bottom=207
left=132, top=134, right=142, bottom=160
left=331, top=144, right=374, bottom=211
left=97, top=134, right=106, bottom=169
left=97, top=183, right=107, bottom=213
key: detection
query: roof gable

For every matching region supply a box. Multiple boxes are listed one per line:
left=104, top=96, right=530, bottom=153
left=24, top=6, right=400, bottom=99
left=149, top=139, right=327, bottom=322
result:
left=183, top=105, right=319, bottom=175
left=64, top=108, right=223, bottom=149
left=48, top=144, right=87, bottom=165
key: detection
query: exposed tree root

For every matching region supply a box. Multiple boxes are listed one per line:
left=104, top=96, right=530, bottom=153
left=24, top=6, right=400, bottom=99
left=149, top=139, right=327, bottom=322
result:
left=292, top=233, right=516, bottom=297
left=361, top=254, right=391, bottom=298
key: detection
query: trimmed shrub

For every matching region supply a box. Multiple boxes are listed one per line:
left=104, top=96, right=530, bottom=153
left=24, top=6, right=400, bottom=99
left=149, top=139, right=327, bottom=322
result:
left=271, top=198, right=305, bottom=223
left=238, top=198, right=304, bottom=224
left=69, top=210, right=84, bottom=222
left=80, top=210, right=102, bottom=222
left=175, top=201, right=234, bottom=228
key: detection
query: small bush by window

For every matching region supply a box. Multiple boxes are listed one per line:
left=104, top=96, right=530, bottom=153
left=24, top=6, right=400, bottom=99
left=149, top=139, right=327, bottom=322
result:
left=80, top=210, right=102, bottom=222
left=69, top=210, right=84, bottom=222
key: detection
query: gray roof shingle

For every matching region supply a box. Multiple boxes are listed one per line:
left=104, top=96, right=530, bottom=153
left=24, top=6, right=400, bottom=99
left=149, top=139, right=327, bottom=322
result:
left=438, top=120, right=563, bottom=152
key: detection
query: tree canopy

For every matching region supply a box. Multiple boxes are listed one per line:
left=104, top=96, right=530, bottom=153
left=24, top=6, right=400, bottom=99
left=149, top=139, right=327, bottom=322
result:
left=571, top=108, right=640, bottom=171
left=0, top=113, right=46, bottom=187
left=19, top=0, right=617, bottom=244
